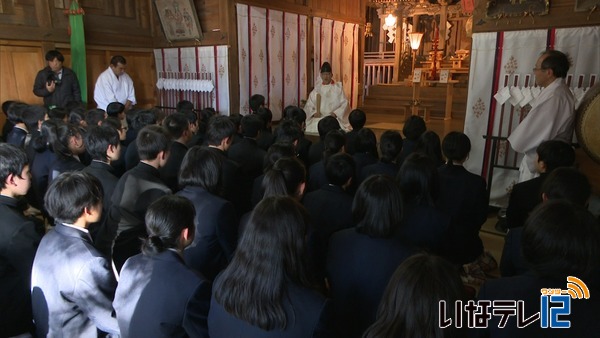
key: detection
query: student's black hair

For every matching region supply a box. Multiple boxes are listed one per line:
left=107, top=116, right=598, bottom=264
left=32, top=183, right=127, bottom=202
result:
left=32, top=119, right=59, bottom=153
left=52, top=122, right=83, bottom=159
left=183, top=110, right=198, bottom=125
left=206, top=115, right=235, bottom=146
left=283, top=106, right=307, bottom=125
left=442, top=131, right=471, bottom=163
left=130, top=109, right=157, bottom=131
left=348, top=109, right=366, bottom=130
left=317, top=116, right=341, bottom=140
left=415, top=131, right=443, bottom=165
left=7, top=102, right=27, bottom=124
left=0, top=143, right=29, bottom=190
left=541, top=167, right=591, bottom=206
left=262, top=157, right=306, bottom=199
left=353, top=175, right=403, bottom=238
left=322, top=129, right=346, bottom=161
left=354, top=128, right=378, bottom=158
left=214, top=196, right=313, bottom=330
left=152, top=108, right=166, bottom=126
left=274, top=119, right=302, bottom=144
left=380, top=130, right=403, bottom=163
left=2, top=100, right=17, bottom=116
left=540, top=50, right=571, bottom=78
left=176, top=100, right=194, bottom=113
left=256, top=107, right=273, bottom=129
left=364, top=253, right=467, bottom=338
left=45, top=50, right=64, bottom=62
left=22, top=105, right=48, bottom=132
left=179, top=146, right=223, bottom=195
left=249, top=94, right=266, bottom=113
left=523, top=200, right=600, bottom=279
left=136, top=125, right=172, bottom=161
left=536, top=140, right=575, bottom=172
left=84, top=125, right=120, bottom=162
left=85, top=109, right=106, bottom=127
left=110, top=55, right=126, bottom=66
left=402, top=115, right=426, bottom=141
left=44, top=171, right=103, bottom=224
left=103, top=117, right=123, bottom=133
left=229, top=114, right=242, bottom=134
left=397, top=152, right=440, bottom=206
left=325, top=152, right=355, bottom=187
left=263, top=143, right=296, bottom=171
left=106, top=102, right=125, bottom=118
left=142, top=195, right=196, bottom=256
left=163, top=112, right=190, bottom=140
left=48, top=107, right=67, bottom=121
left=241, top=113, right=264, bottom=138
left=69, top=107, right=86, bottom=126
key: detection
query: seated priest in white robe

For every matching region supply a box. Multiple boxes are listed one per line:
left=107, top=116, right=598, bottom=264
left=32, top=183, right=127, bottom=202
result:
left=304, top=62, right=350, bottom=134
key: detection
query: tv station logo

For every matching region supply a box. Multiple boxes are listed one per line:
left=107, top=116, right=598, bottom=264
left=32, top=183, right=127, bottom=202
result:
left=439, top=276, right=590, bottom=329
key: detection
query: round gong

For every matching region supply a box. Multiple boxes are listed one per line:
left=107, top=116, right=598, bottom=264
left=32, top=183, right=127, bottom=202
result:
left=576, top=83, right=600, bottom=164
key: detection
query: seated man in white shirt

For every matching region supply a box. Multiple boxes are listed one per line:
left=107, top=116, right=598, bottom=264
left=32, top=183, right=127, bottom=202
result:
left=94, top=55, right=137, bottom=111
left=304, top=62, right=350, bottom=134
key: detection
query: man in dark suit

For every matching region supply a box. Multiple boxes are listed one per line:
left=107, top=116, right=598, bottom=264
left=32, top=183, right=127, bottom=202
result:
left=205, top=115, right=249, bottom=215
left=506, top=140, right=575, bottom=229
left=160, top=112, right=191, bottom=192
left=33, top=50, right=81, bottom=109
left=31, top=172, right=120, bottom=337
left=228, top=113, right=267, bottom=181
left=0, top=144, right=43, bottom=337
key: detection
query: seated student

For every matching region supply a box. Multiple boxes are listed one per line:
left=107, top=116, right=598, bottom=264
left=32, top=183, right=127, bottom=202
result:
left=398, top=115, right=426, bottom=165
left=437, top=131, right=488, bottom=265
left=307, top=129, right=346, bottom=192
left=176, top=146, right=238, bottom=281
left=505, top=140, right=575, bottom=229
left=478, top=200, right=600, bottom=337
left=105, top=125, right=173, bottom=270
left=31, top=172, right=120, bottom=337
left=364, top=254, right=467, bottom=338
left=415, top=130, right=444, bottom=167
left=176, top=99, right=194, bottom=114
left=327, top=175, right=416, bottom=338
left=47, top=106, right=68, bottom=122
left=251, top=142, right=296, bottom=207
left=82, top=125, right=121, bottom=242
left=1, top=100, right=17, bottom=142
left=274, top=118, right=303, bottom=150
left=5, top=102, right=29, bottom=147
left=124, top=109, right=157, bottom=170
left=189, top=107, right=217, bottom=147
left=308, top=116, right=341, bottom=166
left=0, top=144, right=43, bottom=337
left=500, top=167, right=591, bottom=277
left=23, top=105, right=50, bottom=164
left=256, top=107, right=276, bottom=151
left=205, top=115, right=248, bottom=215
left=228, top=113, right=244, bottom=145
left=303, top=152, right=355, bottom=280
left=85, top=108, right=107, bottom=127
left=228, top=113, right=268, bottom=182
left=103, top=117, right=128, bottom=177
left=360, top=130, right=403, bottom=182
left=159, top=112, right=191, bottom=192
left=114, top=195, right=211, bottom=338
left=345, top=109, right=366, bottom=155
left=249, top=94, right=265, bottom=114
left=48, top=122, right=86, bottom=183
left=29, top=120, right=59, bottom=211
left=351, top=128, right=379, bottom=180
left=282, top=106, right=312, bottom=158
left=396, top=153, right=450, bottom=253
left=209, top=196, right=332, bottom=337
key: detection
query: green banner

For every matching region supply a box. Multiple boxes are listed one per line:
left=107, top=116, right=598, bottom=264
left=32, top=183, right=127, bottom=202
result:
left=68, top=1, right=87, bottom=103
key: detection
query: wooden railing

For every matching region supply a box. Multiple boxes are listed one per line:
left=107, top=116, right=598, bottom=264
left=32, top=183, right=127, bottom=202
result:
left=363, top=51, right=395, bottom=103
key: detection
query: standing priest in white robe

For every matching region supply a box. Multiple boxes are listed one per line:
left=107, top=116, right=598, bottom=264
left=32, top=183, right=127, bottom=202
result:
left=304, top=62, right=350, bottom=134
left=94, top=55, right=137, bottom=111
left=508, top=50, right=575, bottom=182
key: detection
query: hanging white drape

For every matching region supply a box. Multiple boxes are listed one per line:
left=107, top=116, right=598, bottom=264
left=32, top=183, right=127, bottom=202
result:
left=154, top=46, right=230, bottom=115
left=464, top=26, right=600, bottom=206
left=236, top=4, right=308, bottom=120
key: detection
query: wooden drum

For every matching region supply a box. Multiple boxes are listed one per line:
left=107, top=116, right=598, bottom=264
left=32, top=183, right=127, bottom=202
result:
left=576, top=83, right=600, bottom=164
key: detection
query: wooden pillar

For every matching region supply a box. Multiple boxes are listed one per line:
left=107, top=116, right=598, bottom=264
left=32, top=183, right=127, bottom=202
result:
left=439, top=2, right=448, bottom=55
left=392, top=10, right=402, bottom=83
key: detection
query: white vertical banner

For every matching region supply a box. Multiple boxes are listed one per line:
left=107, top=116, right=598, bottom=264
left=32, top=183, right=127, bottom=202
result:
left=250, top=6, right=268, bottom=112
left=213, top=46, right=230, bottom=115
left=236, top=3, right=250, bottom=114
left=555, top=26, right=600, bottom=89
left=267, top=9, right=284, bottom=120
left=282, top=13, right=299, bottom=110
left=341, top=23, right=356, bottom=108
left=313, top=18, right=322, bottom=83
left=332, top=21, right=345, bottom=84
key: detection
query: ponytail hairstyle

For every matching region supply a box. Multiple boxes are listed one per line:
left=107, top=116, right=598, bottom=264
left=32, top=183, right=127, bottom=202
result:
left=32, top=119, right=59, bottom=153
left=142, top=195, right=196, bottom=256
left=52, top=122, right=85, bottom=159
left=262, top=157, right=306, bottom=199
